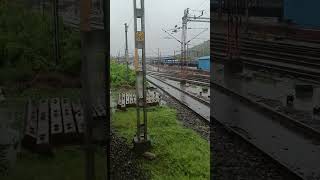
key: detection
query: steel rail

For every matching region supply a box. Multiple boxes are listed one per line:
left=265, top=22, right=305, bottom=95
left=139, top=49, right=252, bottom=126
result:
left=148, top=72, right=320, bottom=180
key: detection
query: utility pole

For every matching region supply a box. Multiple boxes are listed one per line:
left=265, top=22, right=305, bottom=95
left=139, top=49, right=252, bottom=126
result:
left=186, top=43, right=189, bottom=66
left=181, top=8, right=188, bottom=70
left=162, top=9, right=209, bottom=74
left=133, top=0, right=151, bottom=153
left=181, top=8, right=209, bottom=71
left=117, top=51, right=120, bottom=63
left=160, top=51, right=162, bottom=69
left=158, top=48, right=160, bottom=72
left=53, top=0, right=60, bottom=66
left=125, top=23, right=129, bottom=81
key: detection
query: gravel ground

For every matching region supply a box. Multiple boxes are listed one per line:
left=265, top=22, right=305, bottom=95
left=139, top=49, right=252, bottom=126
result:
left=159, top=89, right=300, bottom=180
left=210, top=121, right=300, bottom=180
left=110, top=130, right=148, bottom=180
left=161, top=92, right=209, bottom=140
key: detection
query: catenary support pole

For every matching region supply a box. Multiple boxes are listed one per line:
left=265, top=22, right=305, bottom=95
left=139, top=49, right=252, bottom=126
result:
left=125, top=23, right=129, bottom=81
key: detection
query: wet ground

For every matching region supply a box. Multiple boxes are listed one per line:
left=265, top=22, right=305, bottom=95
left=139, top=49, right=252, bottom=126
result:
left=148, top=77, right=298, bottom=180
left=211, top=83, right=320, bottom=179
left=110, top=90, right=148, bottom=179
left=110, top=131, right=147, bottom=180
left=213, top=62, right=320, bottom=130
left=0, top=108, right=21, bottom=176
left=147, top=75, right=210, bottom=121
left=149, top=71, right=320, bottom=179
left=211, top=62, right=320, bottom=179
left=161, top=78, right=210, bottom=103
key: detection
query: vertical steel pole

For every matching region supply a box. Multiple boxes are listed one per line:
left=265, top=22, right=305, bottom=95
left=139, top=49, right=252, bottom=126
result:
left=159, top=51, right=161, bottom=70
left=125, top=23, right=129, bottom=81
left=133, top=0, right=140, bottom=141
left=117, top=51, right=120, bottom=63
left=141, top=0, right=147, bottom=141
left=181, top=8, right=189, bottom=71
left=158, top=48, right=160, bottom=71
left=53, top=0, right=60, bottom=66
left=133, top=0, right=149, bottom=146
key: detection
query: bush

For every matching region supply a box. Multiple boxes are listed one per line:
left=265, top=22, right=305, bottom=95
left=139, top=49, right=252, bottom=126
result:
left=111, top=60, right=135, bottom=87
left=0, top=1, right=82, bottom=82
left=0, top=66, right=33, bottom=85
left=58, top=30, right=81, bottom=76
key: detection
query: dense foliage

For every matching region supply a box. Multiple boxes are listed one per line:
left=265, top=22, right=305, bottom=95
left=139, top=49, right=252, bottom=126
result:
left=111, top=60, right=135, bottom=87
left=0, top=0, right=81, bottom=84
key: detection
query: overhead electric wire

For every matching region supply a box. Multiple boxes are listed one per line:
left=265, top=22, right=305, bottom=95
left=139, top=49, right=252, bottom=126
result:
left=194, top=0, right=210, bottom=12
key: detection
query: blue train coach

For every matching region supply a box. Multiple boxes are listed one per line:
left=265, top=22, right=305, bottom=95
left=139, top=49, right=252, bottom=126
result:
left=197, top=56, right=210, bottom=72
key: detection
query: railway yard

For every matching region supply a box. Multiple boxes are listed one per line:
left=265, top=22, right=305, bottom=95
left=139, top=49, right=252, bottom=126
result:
left=1, top=0, right=320, bottom=180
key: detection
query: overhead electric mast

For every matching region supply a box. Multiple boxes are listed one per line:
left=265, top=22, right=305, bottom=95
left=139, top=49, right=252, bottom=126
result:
left=133, top=0, right=151, bottom=153
left=181, top=8, right=210, bottom=70
left=162, top=8, right=209, bottom=74
left=125, top=23, right=129, bottom=81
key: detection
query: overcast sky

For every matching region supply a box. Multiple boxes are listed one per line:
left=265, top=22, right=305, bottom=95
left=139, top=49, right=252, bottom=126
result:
left=110, top=0, right=210, bottom=57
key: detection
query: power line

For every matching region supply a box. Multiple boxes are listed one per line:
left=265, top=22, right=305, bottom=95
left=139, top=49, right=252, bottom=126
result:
left=195, top=0, right=210, bottom=12
left=127, top=16, right=134, bottom=28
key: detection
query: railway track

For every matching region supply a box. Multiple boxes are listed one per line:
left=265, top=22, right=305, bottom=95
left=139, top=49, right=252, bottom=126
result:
left=211, top=33, right=320, bottom=80
left=147, top=70, right=320, bottom=180
left=147, top=75, right=209, bottom=120
left=149, top=69, right=320, bottom=135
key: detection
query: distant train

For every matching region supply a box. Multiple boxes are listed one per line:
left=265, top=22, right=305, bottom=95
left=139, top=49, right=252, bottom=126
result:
left=154, top=56, right=210, bottom=72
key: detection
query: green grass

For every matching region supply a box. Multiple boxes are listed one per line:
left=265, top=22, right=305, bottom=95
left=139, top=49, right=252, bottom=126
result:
left=111, top=60, right=135, bottom=88
left=112, top=106, right=209, bottom=180
left=1, top=146, right=106, bottom=180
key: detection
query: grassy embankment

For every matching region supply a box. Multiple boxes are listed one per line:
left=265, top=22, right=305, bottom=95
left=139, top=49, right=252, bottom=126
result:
left=109, top=38, right=209, bottom=180
left=109, top=55, right=209, bottom=179
left=112, top=107, right=210, bottom=179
